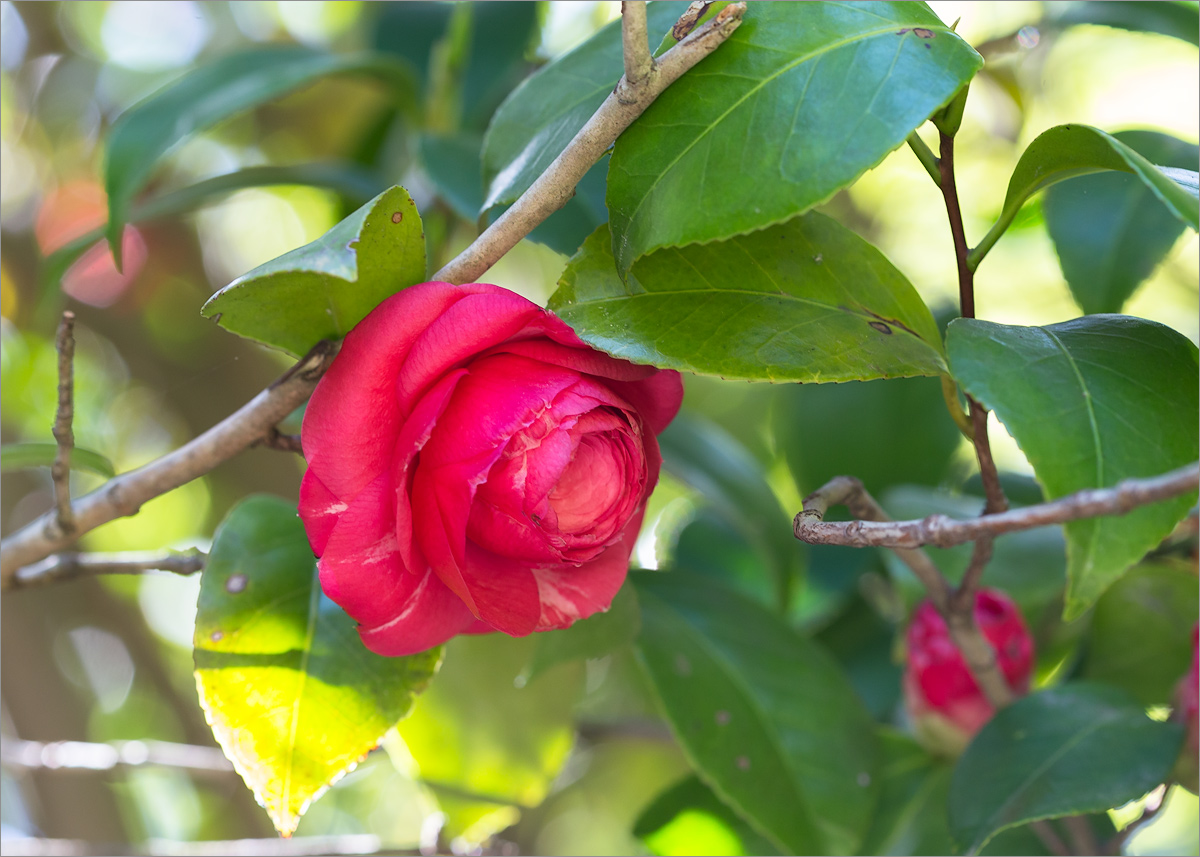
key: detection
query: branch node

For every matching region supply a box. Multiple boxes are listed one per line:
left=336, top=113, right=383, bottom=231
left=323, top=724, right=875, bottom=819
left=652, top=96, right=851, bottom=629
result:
left=51, top=311, right=77, bottom=536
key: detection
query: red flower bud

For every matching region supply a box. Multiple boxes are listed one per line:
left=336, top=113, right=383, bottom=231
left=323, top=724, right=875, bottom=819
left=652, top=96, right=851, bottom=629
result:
left=903, top=589, right=1034, bottom=756
left=1173, top=624, right=1198, bottom=794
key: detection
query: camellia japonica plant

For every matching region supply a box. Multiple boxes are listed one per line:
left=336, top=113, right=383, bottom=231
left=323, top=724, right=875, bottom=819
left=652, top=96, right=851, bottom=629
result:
left=2, top=2, right=1198, bottom=855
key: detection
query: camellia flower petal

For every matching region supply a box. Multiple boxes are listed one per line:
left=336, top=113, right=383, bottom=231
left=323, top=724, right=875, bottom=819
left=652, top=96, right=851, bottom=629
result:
left=903, top=588, right=1034, bottom=756
left=299, top=282, right=683, bottom=656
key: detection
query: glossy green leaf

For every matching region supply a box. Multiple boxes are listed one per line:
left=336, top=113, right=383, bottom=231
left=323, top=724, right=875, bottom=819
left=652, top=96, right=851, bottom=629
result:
left=550, top=216, right=946, bottom=382
left=1044, top=131, right=1198, bottom=314
left=395, top=634, right=581, bottom=841
left=634, top=774, right=780, bottom=856
left=43, top=163, right=384, bottom=296
left=860, top=731, right=955, bottom=856
left=947, top=315, right=1199, bottom=619
left=774, top=376, right=962, bottom=496
left=659, top=412, right=799, bottom=610
left=525, top=582, right=641, bottom=681
left=0, top=442, right=115, bottom=478
left=971, top=124, right=1200, bottom=269
left=1051, top=1, right=1200, bottom=46
left=201, top=186, right=425, bottom=356
left=632, top=572, right=878, bottom=855
left=948, top=683, right=1185, bottom=854
left=481, top=1, right=690, bottom=211
left=105, top=46, right=415, bottom=265
left=193, top=495, right=441, bottom=837
left=607, top=2, right=983, bottom=272
left=1082, top=561, right=1199, bottom=706
left=459, top=1, right=541, bottom=130
left=879, top=486, right=1067, bottom=620
left=419, top=132, right=609, bottom=257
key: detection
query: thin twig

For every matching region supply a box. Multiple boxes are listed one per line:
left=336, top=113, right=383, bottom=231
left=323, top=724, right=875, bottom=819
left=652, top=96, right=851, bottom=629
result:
left=938, top=131, right=975, bottom=319
left=51, top=311, right=77, bottom=534
left=793, top=461, right=1200, bottom=550
left=0, top=340, right=339, bottom=589
left=9, top=549, right=206, bottom=589
left=621, top=1, right=655, bottom=88
left=797, top=476, right=951, bottom=607
left=433, top=2, right=746, bottom=285
left=672, top=0, right=714, bottom=41
left=969, top=399, right=1008, bottom=516
left=255, top=428, right=304, bottom=455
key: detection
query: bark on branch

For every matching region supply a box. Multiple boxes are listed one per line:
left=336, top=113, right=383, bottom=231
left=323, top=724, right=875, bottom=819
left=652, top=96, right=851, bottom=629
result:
left=0, top=341, right=338, bottom=589
left=793, top=462, right=1200, bottom=551
left=432, top=1, right=747, bottom=285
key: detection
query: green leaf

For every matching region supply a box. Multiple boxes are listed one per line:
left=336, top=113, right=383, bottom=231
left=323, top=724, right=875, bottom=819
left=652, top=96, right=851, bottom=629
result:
left=947, top=683, right=1185, bottom=854
left=947, top=315, right=1199, bottom=619
left=774, top=375, right=963, bottom=496
left=860, top=731, right=955, bottom=856
left=659, top=412, right=800, bottom=610
left=632, top=572, right=878, bottom=855
left=550, top=216, right=946, bottom=382
left=1051, top=0, right=1200, bottom=46
left=524, top=582, right=641, bottom=681
left=0, top=442, right=115, bottom=478
left=607, top=2, right=983, bottom=272
left=1044, top=131, right=1198, bottom=314
left=971, top=124, right=1200, bottom=269
left=193, top=495, right=441, bottom=837
left=105, top=46, right=415, bottom=265
left=481, top=1, right=691, bottom=211
left=201, top=186, right=426, bottom=356
left=634, top=774, right=781, bottom=856
left=43, top=163, right=384, bottom=296
left=1082, top=561, right=1199, bottom=706
left=394, top=634, right=581, bottom=841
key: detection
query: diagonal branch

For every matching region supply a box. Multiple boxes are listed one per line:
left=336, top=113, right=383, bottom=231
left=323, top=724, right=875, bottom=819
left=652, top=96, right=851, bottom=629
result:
left=51, top=311, right=77, bottom=534
left=0, top=341, right=338, bottom=589
left=793, top=461, right=1200, bottom=551
left=433, top=1, right=747, bottom=285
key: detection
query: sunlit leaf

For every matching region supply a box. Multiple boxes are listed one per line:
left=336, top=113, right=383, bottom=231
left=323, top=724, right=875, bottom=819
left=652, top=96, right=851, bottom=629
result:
left=394, top=634, right=581, bottom=842
left=973, top=124, right=1200, bottom=269
left=607, top=2, right=983, bottom=272
left=550, top=217, right=946, bottom=382
left=201, top=186, right=425, bottom=356
left=947, top=315, right=1199, bottom=618
left=194, top=495, right=441, bottom=837
left=105, top=46, right=415, bottom=265
left=635, top=774, right=780, bottom=856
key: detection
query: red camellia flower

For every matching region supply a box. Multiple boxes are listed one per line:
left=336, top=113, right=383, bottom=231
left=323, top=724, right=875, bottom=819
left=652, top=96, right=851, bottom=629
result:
left=298, top=282, right=683, bottom=656
left=1173, top=624, right=1199, bottom=793
left=903, top=589, right=1034, bottom=756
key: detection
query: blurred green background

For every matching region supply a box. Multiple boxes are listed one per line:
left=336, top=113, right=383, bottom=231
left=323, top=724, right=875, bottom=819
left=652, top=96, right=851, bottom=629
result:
left=1, top=1, right=1196, bottom=854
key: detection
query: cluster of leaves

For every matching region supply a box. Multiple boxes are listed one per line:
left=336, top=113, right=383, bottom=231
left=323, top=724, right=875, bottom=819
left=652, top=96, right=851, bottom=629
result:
left=30, top=0, right=1200, bottom=852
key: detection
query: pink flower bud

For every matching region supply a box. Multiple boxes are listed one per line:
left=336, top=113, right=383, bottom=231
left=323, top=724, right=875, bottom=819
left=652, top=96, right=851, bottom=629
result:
left=1173, top=624, right=1198, bottom=794
left=903, top=589, right=1034, bottom=756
